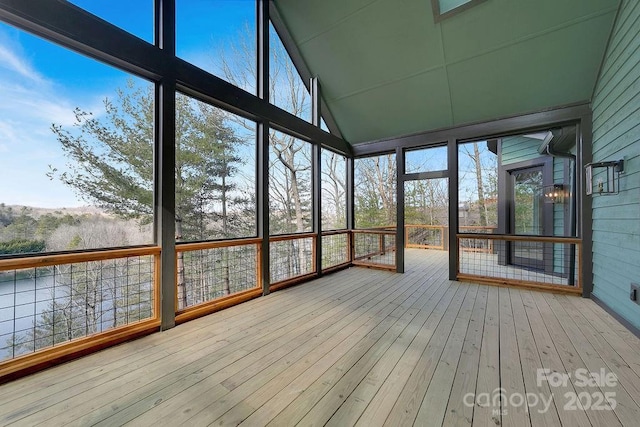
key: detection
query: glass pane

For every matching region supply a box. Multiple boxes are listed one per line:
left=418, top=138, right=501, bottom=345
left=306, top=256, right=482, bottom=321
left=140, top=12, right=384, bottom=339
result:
left=0, top=22, right=154, bottom=255
left=439, top=0, right=474, bottom=14
left=69, top=0, right=153, bottom=43
left=405, top=179, right=448, bottom=250
left=405, top=179, right=449, bottom=226
left=405, top=145, right=447, bottom=173
left=176, top=0, right=256, bottom=95
left=321, top=118, right=330, bottom=133
left=513, top=169, right=544, bottom=235
left=269, top=130, right=312, bottom=235
left=270, top=23, right=311, bottom=122
left=175, top=93, right=257, bottom=242
left=354, top=154, right=397, bottom=228
left=457, top=141, right=498, bottom=232
left=321, top=150, right=347, bottom=230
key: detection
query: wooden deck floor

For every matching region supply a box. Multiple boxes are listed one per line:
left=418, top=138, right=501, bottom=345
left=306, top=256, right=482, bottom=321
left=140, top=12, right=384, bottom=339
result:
left=1, top=249, right=640, bottom=426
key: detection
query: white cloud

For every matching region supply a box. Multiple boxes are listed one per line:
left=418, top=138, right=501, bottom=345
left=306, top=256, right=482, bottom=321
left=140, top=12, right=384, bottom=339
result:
left=0, top=44, right=43, bottom=84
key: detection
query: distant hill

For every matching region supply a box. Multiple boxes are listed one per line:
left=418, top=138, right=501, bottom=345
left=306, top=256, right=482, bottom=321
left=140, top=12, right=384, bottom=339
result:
left=2, top=205, right=109, bottom=218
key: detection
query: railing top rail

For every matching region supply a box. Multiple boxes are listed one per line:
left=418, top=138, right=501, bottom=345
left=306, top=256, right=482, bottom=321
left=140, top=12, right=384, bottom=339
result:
left=352, top=229, right=396, bottom=236
left=269, top=232, right=317, bottom=242
left=456, top=233, right=581, bottom=244
left=459, top=226, right=498, bottom=230
left=355, top=226, right=396, bottom=231
left=176, top=237, right=262, bottom=252
left=0, top=246, right=161, bottom=272
left=321, top=229, right=350, bottom=236
left=405, top=224, right=446, bottom=229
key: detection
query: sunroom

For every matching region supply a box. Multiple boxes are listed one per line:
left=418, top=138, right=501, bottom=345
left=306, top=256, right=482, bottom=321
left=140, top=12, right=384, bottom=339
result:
left=0, top=0, right=638, bottom=425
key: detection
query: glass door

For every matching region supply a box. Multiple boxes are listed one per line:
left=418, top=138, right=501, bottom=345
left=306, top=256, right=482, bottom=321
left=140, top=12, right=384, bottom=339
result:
left=510, top=166, right=545, bottom=270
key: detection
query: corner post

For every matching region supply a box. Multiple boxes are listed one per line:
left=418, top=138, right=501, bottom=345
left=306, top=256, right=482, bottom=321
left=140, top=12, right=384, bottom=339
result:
left=156, top=0, right=176, bottom=330
left=257, top=0, right=270, bottom=295
left=578, top=115, right=593, bottom=297
left=396, top=147, right=405, bottom=273
left=447, top=137, right=458, bottom=281
left=311, top=77, right=322, bottom=276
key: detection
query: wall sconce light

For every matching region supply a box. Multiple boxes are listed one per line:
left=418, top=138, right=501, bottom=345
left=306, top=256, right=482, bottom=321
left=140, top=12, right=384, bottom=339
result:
left=585, top=160, right=624, bottom=195
left=544, top=184, right=565, bottom=204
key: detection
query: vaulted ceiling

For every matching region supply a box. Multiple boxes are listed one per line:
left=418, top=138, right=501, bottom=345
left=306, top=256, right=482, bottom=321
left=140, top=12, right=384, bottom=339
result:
left=273, top=0, right=619, bottom=144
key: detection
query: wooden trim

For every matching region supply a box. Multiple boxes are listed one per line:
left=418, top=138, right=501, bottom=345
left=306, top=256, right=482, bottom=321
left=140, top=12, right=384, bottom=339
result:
left=353, top=250, right=386, bottom=261
left=269, top=272, right=318, bottom=292
left=175, top=287, right=262, bottom=325
left=351, top=261, right=396, bottom=271
left=456, top=274, right=582, bottom=295
left=406, top=243, right=444, bottom=250
left=404, top=225, right=446, bottom=250
left=459, top=226, right=497, bottom=231
left=154, top=252, right=161, bottom=320
left=591, top=294, right=640, bottom=339
left=321, top=261, right=352, bottom=274
left=311, top=235, right=317, bottom=274
left=352, top=229, right=396, bottom=236
left=456, top=234, right=581, bottom=244
left=354, top=226, right=396, bottom=231
left=175, top=237, right=262, bottom=252
left=256, top=243, right=263, bottom=291
left=320, top=229, right=349, bottom=237
left=0, top=318, right=160, bottom=384
left=0, top=246, right=161, bottom=271
left=268, top=232, right=316, bottom=243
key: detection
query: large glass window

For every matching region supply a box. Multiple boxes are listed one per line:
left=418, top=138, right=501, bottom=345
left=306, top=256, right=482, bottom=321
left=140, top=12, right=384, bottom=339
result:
left=176, top=0, right=256, bottom=95
left=321, top=149, right=347, bottom=230
left=458, top=140, right=498, bottom=232
left=405, top=145, right=448, bottom=174
left=68, top=1, right=153, bottom=43
left=175, top=94, right=257, bottom=242
left=0, top=22, right=154, bottom=255
left=269, top=23, right=311, bottom=122
left=354, top=154, right=397, bottom=228
left=433, top=0, right=487, bottom=18
left=269, top=130, right=312, bottom=235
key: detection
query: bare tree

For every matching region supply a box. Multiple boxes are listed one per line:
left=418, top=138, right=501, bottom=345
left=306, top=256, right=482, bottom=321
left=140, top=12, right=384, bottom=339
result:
left=355, top=154, right=397, bottom=227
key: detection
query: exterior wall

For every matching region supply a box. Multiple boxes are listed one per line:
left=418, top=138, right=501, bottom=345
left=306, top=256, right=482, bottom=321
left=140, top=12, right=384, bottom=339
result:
left=501, top=135, right=543, bottom=165
left=591, top=0, right=640, bottom=329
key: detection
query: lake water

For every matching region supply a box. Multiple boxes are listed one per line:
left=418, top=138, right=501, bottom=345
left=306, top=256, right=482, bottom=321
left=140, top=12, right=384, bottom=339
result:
left=0, top=274, right=55, bottom=359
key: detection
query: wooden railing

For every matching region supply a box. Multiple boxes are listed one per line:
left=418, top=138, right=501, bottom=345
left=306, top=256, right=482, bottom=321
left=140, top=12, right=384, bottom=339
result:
left=174, top=238, right=263, bottom=324
left=269, top=232, right=317, bottom=291
left=405, top=224, right=446, bottom=250
left=0, top=246, right=161, bottom=382
left=456, top=234, right=582, bottom=293
left=321, top=230, right=351, bottom=272
left=403, top=225, right=498, bottom=252
left=352, top=228, right=397, bottom=271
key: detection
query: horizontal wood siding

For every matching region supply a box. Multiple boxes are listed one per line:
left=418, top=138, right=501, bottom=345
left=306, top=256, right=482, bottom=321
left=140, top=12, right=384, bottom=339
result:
left=591, top=0, right=640, bottom=330
left=500, top=135, right=543, bottom=165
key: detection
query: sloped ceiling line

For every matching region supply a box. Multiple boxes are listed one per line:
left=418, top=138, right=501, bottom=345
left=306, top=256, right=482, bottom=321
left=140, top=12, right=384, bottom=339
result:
left=444, top=6, right=618, bottom=68
left=297, top=0, right=382, bottom=45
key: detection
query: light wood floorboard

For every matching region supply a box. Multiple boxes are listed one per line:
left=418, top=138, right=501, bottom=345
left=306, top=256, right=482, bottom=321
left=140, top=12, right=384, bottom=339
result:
left=1, top=249, right=640, bottom=426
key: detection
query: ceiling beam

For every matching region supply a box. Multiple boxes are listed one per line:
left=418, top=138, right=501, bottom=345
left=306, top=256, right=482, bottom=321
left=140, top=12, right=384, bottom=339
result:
left=353, top=102, right=592, bottom=157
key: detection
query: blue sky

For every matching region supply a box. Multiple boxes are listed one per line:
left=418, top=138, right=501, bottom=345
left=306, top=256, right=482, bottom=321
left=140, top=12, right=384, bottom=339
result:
left=0, top=1, right=255, bottom=209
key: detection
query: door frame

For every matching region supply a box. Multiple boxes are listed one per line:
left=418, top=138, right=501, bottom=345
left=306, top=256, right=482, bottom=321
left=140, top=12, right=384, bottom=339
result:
left=498, top=157, right=554, bottom=274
